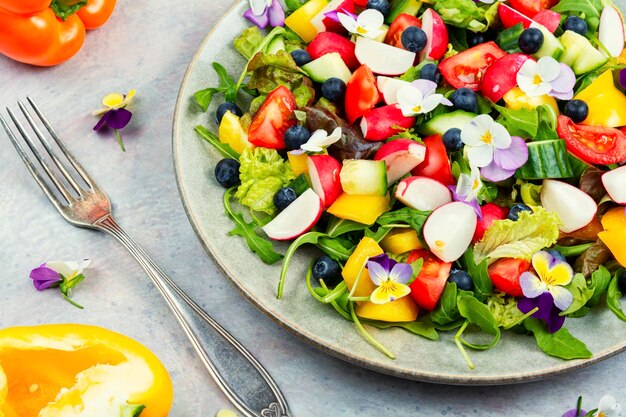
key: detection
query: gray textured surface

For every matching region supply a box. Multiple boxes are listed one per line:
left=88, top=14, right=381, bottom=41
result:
left=0, top=0, right=624, bottom=415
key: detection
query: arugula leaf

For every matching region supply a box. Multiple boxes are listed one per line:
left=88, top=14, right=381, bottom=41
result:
left=457, top=295, right=501, bottom=349
left=376, top=208, right=431, bottom=244
left=430, top=283, right=462, bottom=325
left=586, top=265, right=612, bottom=307
left=399, top=60, right=436, bottom=82
left=607, top=271, right=626, bottom=322
left=223, top=188, right=283, bottom=265
left=316, top=237, right=355, bottom=262
left=364, top=226, right=393, bottom=242
left=366, top=319, right=439, bottom=340
left=561, top=273, right=594, bottom=316
left=194, top=125, right=240, bottom=159
left=493, top=103, right=539, bottom=139
left=535, top=105, right=560, bottom=140
left=326, top=217, right=369, bottom=237
left=524, top=318, right=592, bottom=359
left=50, top=0, right=87, bottom=20
left=120, top=404, right=146, bottom=417
left=277, top=232, right=327, bottom=298
left=194, top=63, right=239, bottom=112
left=462, top=247, right=493, bottom=300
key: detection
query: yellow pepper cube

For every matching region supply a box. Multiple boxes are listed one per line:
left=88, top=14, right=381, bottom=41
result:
left=342, top=237, right=384, bottom=297
left=575, top=70, right=626, bottom=128
left=218, top=111, right=253, bottom=154
left=327, top=193, right=391, bottom=225
left=284, top=0, right=328, bottom=43
left=601, top=207, right=626, bottom=231
left=503, top=86, right=559, bottom=116
left=287, top=152, right=310, bottom=177
left=380, top=228, right=423, bottom=254
left=599, top=230, right=626, bottom=267
left=356, top=297, right=419, bottom=323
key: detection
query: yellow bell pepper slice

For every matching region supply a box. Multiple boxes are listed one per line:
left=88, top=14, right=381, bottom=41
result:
left=285, top=0, right=328, bottom=42
left=218, top=111, right=253, bottom=154
left=574, top=70, right=626, bottom=128
left=599, top=230, right=626, bottom=267
left=0, top=324, right=173, bottom=417
left=327, top=193, right=391, bottom=225
left=380, top=228, right=423, bottom=254
left=342, top=237, right=384, bottom=297
left=356, top=297, right=419, bottom=322
left=601, top=206, right=626, bottom=231
left=503, top=86, right=559, bottom=116
left=287, top=152, right=309, bottom=177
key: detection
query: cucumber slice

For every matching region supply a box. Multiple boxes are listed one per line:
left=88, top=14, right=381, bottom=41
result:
left=417, top=110, right=477, bottom=136
left=532, top=24, right=564, bottom=60
left=386, top=0, right=422, bottom=24
left=515, top=140, right=574, bottom=180
left=266, top=37, right=286, bottom=55
left=340, top=160, right=388, bottom=196
left=302, top=52, right=352, bottom=83
left=559, top=30, right=608, bottom=75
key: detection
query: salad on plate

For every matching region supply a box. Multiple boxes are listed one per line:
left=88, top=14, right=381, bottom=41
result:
left=193, top=0, right=626, bottom=369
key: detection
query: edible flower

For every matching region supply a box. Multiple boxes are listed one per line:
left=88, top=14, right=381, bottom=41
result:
left=243, top=0, right=285, bottom=29
left=366, top=254, right=412, bottom=304
left=292, top=127, right=342, bottom=154
left=396, top=80, right=452, bottom=117
left=516, top=56, right=576, bottom=100
left=449, top=164, right=483, bottom=219
left=595, top=394, right=622, bottom=417
left=337, top=9, right=386, bottom=39
left=29, top=259, right=91, bottom=309
left=93, top=89, right=136, bottom=152
left=461, top=115, right=528, bottom=182
left=517, top=251, right=574, bottom=332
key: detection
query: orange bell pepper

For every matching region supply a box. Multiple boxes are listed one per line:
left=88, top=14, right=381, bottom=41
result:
left=0, top=0, right=116, bottom=66
left=0, top=324, right=173, bottom=417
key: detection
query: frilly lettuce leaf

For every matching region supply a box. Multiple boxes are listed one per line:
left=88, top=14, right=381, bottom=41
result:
left=235, top=148, right=295, bottom=215
left=434, top=0, right=500, bottom=33
left=234, top=27, right=265, bottom=60
left=473, top=207, right=560, bottom=264
left=486, top=292, right=525, bottom=329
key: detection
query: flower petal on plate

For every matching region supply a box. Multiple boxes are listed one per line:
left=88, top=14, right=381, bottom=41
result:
left=337, top=11, right=358, bottom=32
left=492, top=136, right=528, bottom=170
left=549, top=285, right=574, bottom=311
left=532, top=251, right=552, bottom=283
left=244, top=7, right=270, bottom=28
left=480, top=161, right=516, bottom=182
left=550, top=63, right=576, bottom=93
left=268, top=0, right=285, bottom=27
left=549, top=89, right=573, bottom=100
left=538, top=56, right=561, bottom=82
left=547, top=262, right=574, bottom=286
left=249, top=0, right=268, bottom=16
left=411, top=79, right=438, bottom=97
left=370, top=281, right=411, bottom=304
left=421, top=94, right=446, bottom=114
left=517, top=296, right=539, bottom=315
left=519, top=271, right=546, bottom=298
left=366, top=259, right=389, bottom=286
left=456, top=173, right=473, bottom=198
left=467, top=144, right=494, bottom=168
left=462, top=114, right=494, bottom=147
left=389, top=263, right=412, bottom=284
left=106, top=108, right=133, bottom=130
left=489, top=121, right=512, bottom=149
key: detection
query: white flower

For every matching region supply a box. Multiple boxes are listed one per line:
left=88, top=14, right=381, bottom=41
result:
left=455, top=165, right=483, bottom=203
left=249, top=0, right=272, bottom=15
left=337, top=9, right=385, bottom=39
left=396, top=80, right=452, bottom=117
left=295, top=127, right=342, bottom=154
left=461, top=114, right=512, bottom=168
left=516, top=56, right=576, bottom=99
left=597, top=395, right=623, bottom=417
left=46, top=259, right=91, bottom=280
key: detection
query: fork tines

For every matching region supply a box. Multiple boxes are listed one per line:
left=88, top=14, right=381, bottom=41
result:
left=1, top=98, right=95, bottom=209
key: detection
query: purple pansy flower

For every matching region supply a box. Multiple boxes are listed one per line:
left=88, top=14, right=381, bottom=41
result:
left=562, top=408, right=587, bottom=417
left=93, top=89, right=136, bottom=152
left=29, top=260, right=91, bottom=309
left=620, top=68, right=626, bottom=90
left=244, top=0, right=285, bottom=29
left=30, top=263, right=62, bottom=290
left=366, top=254, right=412, bottom=305
left=518, top=292, right=565, bottom=333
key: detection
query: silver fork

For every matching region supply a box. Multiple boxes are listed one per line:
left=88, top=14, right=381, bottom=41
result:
left=1, top=98, right=291, bottom=417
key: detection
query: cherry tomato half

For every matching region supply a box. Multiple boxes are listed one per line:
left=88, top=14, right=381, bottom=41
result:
left=408, top=249, right=452, bottom=311
left=557, top=115, right=626, bottom=165
left=439, top=42, right=507, bottom=91
left=248, top=86, right=296, bottom=150
left=344, top=65, right=380, bottom=124
left=411, top=135, right=455, bottom=185
left=487, top=258, right=531, bottom=297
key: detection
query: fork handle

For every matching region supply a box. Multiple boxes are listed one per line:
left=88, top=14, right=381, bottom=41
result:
left=95, top=215, right=291, bottom=417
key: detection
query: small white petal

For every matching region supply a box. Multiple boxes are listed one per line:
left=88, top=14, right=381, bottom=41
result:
left=549, top=285, right=574, bottom=311
left=249, top=0, right=268, bottom=16
left=397, top=85, right=424, bottom=116
left=456, top=173, right=474, bottom=197
left=46, top=261, right=76, bottom=278
left=411, top=79, right=438, bottom=97
left=517, top=74, right=539, bottom=96
left=421, top=94, right=446, bottom=114
left=598, top=395, right=621, bottom=416
left=466, top=145, right=494, bottom=168
left=517, top=60, right=539, bottom=80
left=489, top=122, right=512, bottom=149
left=337, top=12, right=358, bottom=33
left=537, top=56, right=561, bottom=82
left=398, top=103, right=418, bottom=117
left=358, top=9, right=385, bottom=31
left=462, top=114, right=494, bottom=147
left=316, top=127, right=343, bottom=147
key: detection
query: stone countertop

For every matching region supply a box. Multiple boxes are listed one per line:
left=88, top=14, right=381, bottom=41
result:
left=0, top=1, right=624, bottom=415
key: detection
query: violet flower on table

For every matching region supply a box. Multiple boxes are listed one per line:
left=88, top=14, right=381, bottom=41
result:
left=29, top=259, right=91, bottom=309
left=244, top=0, right=285, bottom=29
left=93, top=89, right=136, bottom=152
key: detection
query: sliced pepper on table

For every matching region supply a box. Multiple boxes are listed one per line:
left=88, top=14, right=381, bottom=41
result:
left=0, top=324, right=173, bottom=417
left=0, top=0, right=116, bottom=66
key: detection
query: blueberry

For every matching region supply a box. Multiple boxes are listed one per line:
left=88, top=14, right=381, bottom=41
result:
left=291, top=49, right=312, bottom=67
left=449, top=88, right=478, bottom=113
left=420, top=63, right=442, bottom=85
left=508, top=203, right=533, bottom=221
left=443, top=128, right=464, bottom=152
left=401, top=26, right=428, bottom=52
left=468, top=32, right=489, bottom=47
left=312, top=255, right=342, bottom=286
left=546, top=249, right=567, bottom=263
left=321, top=77, right=347, bottom=103
left=518, top=28, right=544, bottom=54
left=564, top=100, right=589, bottom=124
left=214, top=158, right=240, bottom=188
left=563, top=16, right=588, bottom=36
left=449, top=269, right=474, bottom=291
left=366, top=0, right=390, bottom=15
left=273, top=187, right=297, bottom=211
left=284, top=125, right=311, bottom=151
left=618, top=271, right=626, bottom=293
left=215, top=102, right=243, bottom=124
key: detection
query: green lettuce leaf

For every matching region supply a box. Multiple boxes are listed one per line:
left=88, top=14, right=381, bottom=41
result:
left=434, top=0, right=500, bottom=32
left=235, top=148, right=295, bottom=215
left=234, top=27, right=266, bottom=60
left=494, top=104, right=539, bottom=139
left=486, top=292, right=525, bottom=329
left=473, top=207, right=560, bottom=264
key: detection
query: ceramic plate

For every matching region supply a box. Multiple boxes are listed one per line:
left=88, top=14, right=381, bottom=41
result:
left=173, top=0, right=626, bottom=384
